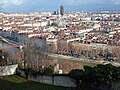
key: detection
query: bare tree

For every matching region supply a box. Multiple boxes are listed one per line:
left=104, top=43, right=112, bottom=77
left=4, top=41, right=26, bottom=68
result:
left=10, top=36, right=48, bottom=71
left=48, top=43, right=56, bottom=53
left=0, top=49, right=9, bottom=66
left=57, top=40, right=68, bottom=55
left=111, top=47, right=120, bottom=62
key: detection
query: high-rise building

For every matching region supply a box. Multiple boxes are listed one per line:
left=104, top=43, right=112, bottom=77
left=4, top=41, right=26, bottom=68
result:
left=57, top=9, right=59, bottom=15
left=53, top=11, right=57, bottom=15
left=60, top=5, right=64, bottom=16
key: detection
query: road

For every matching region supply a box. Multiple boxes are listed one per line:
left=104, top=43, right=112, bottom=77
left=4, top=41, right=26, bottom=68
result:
left=48, top=53, right=102, bottom=65
left=48, top=53, right=120, bottom=67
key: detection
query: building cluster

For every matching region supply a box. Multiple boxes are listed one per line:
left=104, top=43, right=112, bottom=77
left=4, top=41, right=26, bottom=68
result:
left=0, top=8, right=120, bottom=70
left=0, top=11, right=120, bottom=46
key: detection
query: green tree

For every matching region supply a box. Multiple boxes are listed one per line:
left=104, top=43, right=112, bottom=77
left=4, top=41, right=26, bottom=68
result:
left=69, top=69, right=84, bottom=88
left=43, top=65, right=54, bottom=75
left=69, top=64, right=120, bottom=89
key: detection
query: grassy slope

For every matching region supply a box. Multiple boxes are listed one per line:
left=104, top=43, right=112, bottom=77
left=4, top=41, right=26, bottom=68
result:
left=0, top=75, right=77, bottom=90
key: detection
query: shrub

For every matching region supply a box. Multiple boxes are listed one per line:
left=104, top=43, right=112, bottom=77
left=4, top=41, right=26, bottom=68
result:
left=43, top=65, right=54, bottom=75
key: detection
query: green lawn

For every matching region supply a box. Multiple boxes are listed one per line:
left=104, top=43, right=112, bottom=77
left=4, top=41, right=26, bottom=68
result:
left=0, top=75, right=77, bottom=90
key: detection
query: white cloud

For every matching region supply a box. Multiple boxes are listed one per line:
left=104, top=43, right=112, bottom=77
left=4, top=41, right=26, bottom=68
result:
left=60, top=0, right=120, bottom=5
left=1, top=0, right=23, bottom=6
left=12, top=0, right=23, bottom=6
left=112, top=0, right=120, bottom=4
left=63, top=0, right=92, bottom=5
left=0, top=0, right=9, bottom=7
left=62, top=0, right=109, bottom=5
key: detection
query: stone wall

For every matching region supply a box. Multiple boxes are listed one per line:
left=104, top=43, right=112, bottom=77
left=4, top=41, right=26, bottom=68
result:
left=17, top=69, right=76, bottom=88
left=0, top=64, right=18, bottom=76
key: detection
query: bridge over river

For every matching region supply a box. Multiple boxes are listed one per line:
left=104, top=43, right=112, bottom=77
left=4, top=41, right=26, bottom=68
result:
left=0, top=36, right=23, bottom=54
left=0, top=36, right=22, bottom=48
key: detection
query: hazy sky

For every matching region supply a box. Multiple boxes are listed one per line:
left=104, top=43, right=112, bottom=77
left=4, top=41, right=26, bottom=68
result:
left=0, top=0, right=120, bottom=12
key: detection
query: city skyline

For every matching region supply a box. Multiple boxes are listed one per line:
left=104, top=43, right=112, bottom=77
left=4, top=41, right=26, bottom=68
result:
left=0, top=0, right=120, bottom=13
